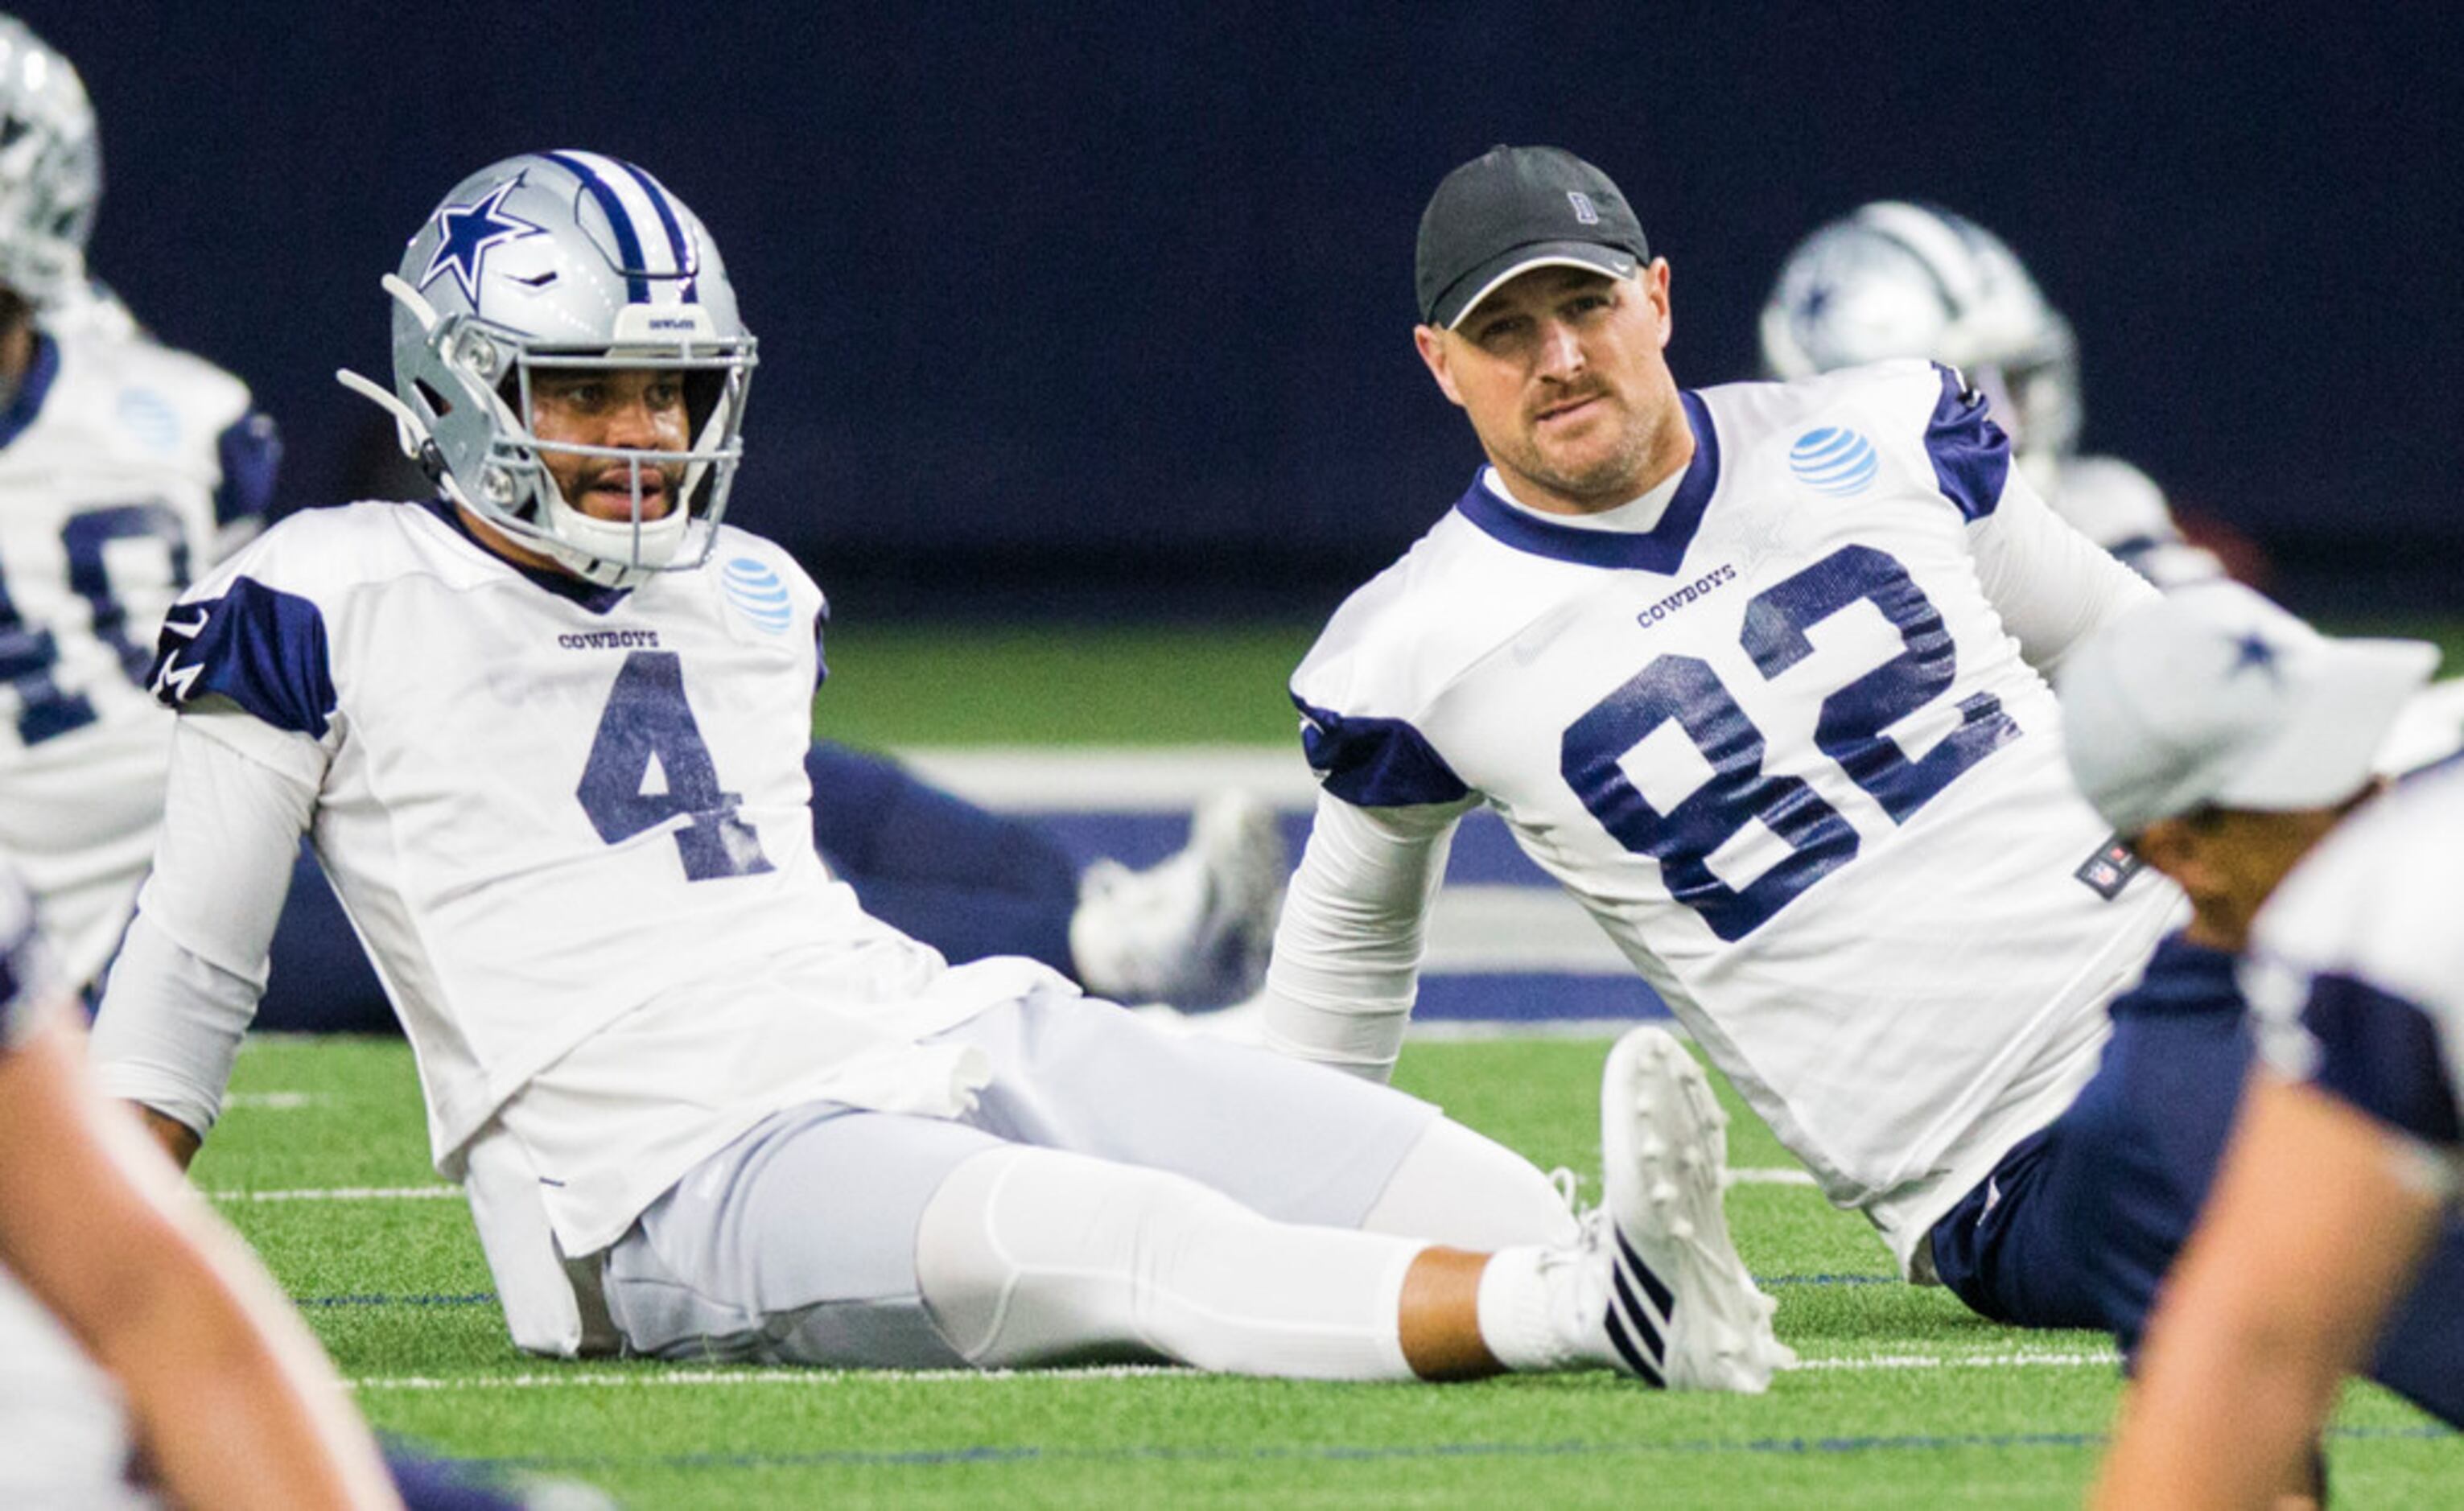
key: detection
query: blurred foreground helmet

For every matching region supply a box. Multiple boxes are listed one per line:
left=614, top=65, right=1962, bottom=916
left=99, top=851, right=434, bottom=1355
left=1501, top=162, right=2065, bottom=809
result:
left=340, top=151, right=757, bottom=589
left=0, top=14, right=101, bottom=309
left=1761, top=202, right=2079, bottom=463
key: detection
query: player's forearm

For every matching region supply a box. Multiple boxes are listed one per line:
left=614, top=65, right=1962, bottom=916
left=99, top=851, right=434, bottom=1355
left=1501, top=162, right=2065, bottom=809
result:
left=92, top=714, right=318, bottom=1134
left=2094, top=1079, right=2440, bottom=1508
left=2093, top=1302, right=2347, bottom=1509
left=0, top=1019, right=398, bottom=1509
left=1258, top=793, right=1461, bottom=1079
left=95, top=1232, right=402, bottom=1511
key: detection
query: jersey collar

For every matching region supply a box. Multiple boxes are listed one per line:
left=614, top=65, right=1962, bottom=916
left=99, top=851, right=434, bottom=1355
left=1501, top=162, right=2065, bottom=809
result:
left=1450, top=388, right=1719, bottom=573
left=420, top=496, right=636, bottom=616
left=0, top=333, right=62, bottom=450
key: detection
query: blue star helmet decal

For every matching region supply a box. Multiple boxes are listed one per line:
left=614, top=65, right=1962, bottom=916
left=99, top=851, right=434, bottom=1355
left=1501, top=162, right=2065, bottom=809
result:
left=418, top=178, right=546, bottom=305
left=2227, top=629, right=2281, bottom=681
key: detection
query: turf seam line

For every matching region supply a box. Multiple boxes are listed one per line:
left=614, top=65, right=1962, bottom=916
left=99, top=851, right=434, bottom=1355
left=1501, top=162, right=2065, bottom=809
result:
left=416, top=1422, right=2459, bottom=1473
left=222, top=1168, right=1820, bottom=1203
left=344, top=1350, right=2124, bottom=1391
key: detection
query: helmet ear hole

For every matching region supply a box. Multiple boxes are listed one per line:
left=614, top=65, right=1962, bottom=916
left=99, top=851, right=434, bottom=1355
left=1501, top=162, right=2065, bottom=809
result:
left=414, top=378, right=451, bottom=418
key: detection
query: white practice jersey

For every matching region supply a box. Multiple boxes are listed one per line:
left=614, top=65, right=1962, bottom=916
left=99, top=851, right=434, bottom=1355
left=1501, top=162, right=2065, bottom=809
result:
left=0, top=325, right=274, bottom=986
left=2247, top=758, right=2464, bottom=1190
left=97, top=501, right=1058, bottom=1253
left=1271, top=360, right=2182, bottom=1263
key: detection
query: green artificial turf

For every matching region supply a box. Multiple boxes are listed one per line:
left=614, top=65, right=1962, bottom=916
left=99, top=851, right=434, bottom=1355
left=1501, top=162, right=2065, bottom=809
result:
left=189, top=617, right=2464, bottom=1505
left=201, top=1034, right=2454, bottom=1509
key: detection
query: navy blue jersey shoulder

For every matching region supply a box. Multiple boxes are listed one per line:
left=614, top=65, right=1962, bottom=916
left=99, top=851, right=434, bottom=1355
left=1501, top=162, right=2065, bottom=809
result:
left=1925, top=364, right=2012, bottom=521
left=213, top=410, right=282, bottom=528
left=1449, top=390, right=1720, bottom=573
left=150, top=576, right=337, bottom=738
left=1293, top=694, right=1469, bottom=809
left=2301, top=971, right=2464, bottom=1147
left=0, top=332, right=60, bottom=449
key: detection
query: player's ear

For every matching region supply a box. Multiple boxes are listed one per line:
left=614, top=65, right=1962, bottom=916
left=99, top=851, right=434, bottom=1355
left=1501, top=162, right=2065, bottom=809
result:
left=1643, top=260, right=1674, bottom=350
left=1415, top=325, right=1466, bottom=408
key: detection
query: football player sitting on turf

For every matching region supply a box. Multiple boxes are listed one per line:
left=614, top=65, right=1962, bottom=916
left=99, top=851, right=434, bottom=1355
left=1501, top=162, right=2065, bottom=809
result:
left=89, top=150, right=1789, bottom=1389
left=1255, top=143, right=2184, bottom=1303
left=1760, top=200, right=2228, bottom=589
left=0, top=862, right=401, bottom=1510
left=0, top=10, right=1275, bottom=1021
left=2082, top=603, right=2464, bottom=1507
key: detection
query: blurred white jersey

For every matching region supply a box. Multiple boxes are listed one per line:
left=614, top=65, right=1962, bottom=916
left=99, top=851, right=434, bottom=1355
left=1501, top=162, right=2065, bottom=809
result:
left=126, top=501, right=1052, bottom=1250
left=0, top=327, right=272, bottom=986
left=2044, top=453, right=2220, bottom=588
left=1278, top=360, right=2181, bottom=1263
left=2248, top=758, right=2464, bottom=1185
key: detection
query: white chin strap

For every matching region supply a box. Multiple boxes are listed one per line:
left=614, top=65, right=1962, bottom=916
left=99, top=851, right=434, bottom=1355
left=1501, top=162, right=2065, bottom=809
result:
left=540, top=484, right=690, bottom=585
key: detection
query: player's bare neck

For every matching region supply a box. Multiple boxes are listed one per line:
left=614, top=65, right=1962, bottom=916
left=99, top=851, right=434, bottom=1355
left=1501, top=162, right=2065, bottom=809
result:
left=0, top=303, right=34, bottom=407
left=454, top=501, right=578, bottom=579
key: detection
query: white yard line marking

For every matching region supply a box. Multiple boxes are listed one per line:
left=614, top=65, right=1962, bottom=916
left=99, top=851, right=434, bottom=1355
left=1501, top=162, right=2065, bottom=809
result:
left=208, top=1185, right=459, bottom=1203
left=1789, top=1350, right=2117, bottom=1373
left=1730, top=1167, right=1820, bottom=1187
left=348, top=1351, right=2116, bottom=1392
left=225, top=1091, right=326, bottom=1110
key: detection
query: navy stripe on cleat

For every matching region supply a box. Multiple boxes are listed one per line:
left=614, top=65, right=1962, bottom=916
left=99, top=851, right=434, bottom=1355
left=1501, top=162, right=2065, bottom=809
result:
left=1592, top=1026, right=1794, bottom=1391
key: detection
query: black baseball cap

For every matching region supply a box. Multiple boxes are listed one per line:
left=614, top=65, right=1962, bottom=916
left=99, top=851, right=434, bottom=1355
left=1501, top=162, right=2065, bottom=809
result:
left=1415, top=145, right=1650, bottom=329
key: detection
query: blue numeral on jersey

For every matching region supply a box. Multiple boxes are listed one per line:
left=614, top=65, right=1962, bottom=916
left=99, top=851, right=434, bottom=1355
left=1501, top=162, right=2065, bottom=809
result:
left=1565, top=546, right=2017, bottom=938
left=1740, top=544, right=2018, bottom=821
left=0, top=502, right=192, bottom=745
left=577, top=651, right=775, bottom=881
left=1563, top=653, right=1860, bottom=941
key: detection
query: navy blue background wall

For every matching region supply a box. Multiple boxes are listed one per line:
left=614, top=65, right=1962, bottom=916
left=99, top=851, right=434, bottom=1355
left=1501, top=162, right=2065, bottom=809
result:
left=25, top=2, right=2461, bottom=616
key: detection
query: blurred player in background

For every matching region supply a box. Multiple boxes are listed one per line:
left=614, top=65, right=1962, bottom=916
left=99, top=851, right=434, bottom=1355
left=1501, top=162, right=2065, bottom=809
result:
left=0, top=10, right=1277, bottom=1022
left=93, top=150, right=1787, bottom=1391
left=1760, top=200, right=2235, bottom=588
left=1261, top=143, right=2182, bottom=1299
left=0, top=14, right=279, bottom=992
left=0, top=862, right=402, bottom=1509
left=2086, top=700, right=2464, bottom=1505
left=1934, top=583, right=2464, bottom=1447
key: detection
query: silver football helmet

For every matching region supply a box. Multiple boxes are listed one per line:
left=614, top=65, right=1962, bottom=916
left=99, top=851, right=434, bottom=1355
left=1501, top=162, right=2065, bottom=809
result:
left=340, top=150, right=757, bottom=588
left=0, top=14, right=101, bottom=310
left=1760, top=202, right=2080, bottom=466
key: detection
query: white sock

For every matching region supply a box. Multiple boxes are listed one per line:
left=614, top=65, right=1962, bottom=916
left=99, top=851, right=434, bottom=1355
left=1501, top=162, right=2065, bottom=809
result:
left=914, top=1145, right=1427, bottom=1380
left=1359, top=1118, right=1582, bottom=1250
left=1474, top=1245, right=1578, bottom=1373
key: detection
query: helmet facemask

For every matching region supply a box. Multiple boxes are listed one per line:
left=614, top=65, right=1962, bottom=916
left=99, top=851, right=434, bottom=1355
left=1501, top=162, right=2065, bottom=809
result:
left=338, top=152, right=759, bottom=590
left=0, top=16, right=101, bottom=311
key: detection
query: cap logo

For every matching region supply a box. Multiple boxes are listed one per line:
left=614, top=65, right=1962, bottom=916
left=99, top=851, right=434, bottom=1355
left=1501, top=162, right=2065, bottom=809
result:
left=1567, top=191, right=1601, bottom=225
left=2227, top=631, right=2282, bottom=682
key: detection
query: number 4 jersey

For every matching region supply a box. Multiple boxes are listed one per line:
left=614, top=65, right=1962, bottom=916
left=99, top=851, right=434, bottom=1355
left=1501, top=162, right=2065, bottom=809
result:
left=0, top=325, right=274, bottom=986
left=118, top=500, right=1048, bottom=1253
left=1273, top=360, right=2183, bottom=1268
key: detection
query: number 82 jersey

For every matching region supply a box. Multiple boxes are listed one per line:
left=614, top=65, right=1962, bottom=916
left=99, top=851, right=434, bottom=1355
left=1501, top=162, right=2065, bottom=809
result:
left=1290, top=360, right=2182, bottom=1235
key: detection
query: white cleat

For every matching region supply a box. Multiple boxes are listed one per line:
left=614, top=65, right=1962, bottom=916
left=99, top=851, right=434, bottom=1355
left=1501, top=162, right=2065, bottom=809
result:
left=1589, top=1025, right=1794, bottom=1390
left=1072, top=791, right=1287, bottom=1010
